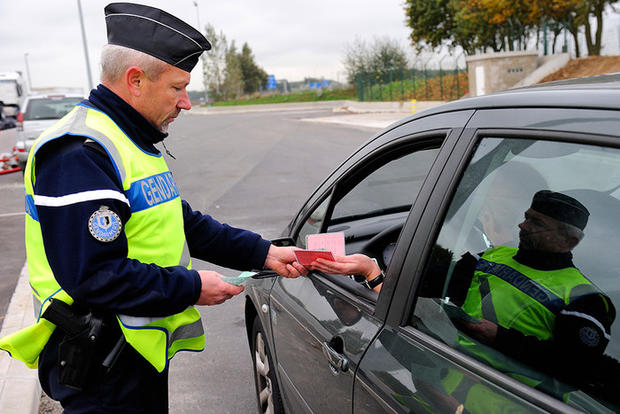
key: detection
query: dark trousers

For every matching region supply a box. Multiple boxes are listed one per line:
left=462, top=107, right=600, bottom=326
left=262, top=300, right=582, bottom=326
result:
left=39, top=329, right=169, bottom=413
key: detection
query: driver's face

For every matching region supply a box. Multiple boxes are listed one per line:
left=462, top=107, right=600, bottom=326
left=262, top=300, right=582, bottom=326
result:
left=518, top=208, right=566, bottom=252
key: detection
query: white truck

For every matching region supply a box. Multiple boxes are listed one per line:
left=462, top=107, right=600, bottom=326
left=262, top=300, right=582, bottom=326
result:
left=0, top=71, right=26, bottom=118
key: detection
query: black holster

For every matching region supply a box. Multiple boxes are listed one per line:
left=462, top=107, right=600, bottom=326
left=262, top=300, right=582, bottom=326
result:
left=42, top=298, right=123, bottom=390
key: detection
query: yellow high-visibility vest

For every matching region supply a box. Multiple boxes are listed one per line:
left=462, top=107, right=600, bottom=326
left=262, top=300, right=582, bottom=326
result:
left=0, top=104, right=204, bottom=373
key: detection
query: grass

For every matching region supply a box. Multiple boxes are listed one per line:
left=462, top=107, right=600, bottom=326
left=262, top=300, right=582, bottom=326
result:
left=210, top=88, right=357, bottom=106
left=359, top=73, right=469, bottom=102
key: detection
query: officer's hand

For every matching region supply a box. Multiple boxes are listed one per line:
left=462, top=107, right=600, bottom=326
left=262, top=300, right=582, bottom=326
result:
left=264, top=245, right=307, bottom=278
left=196, top=270, right=244, bottom=306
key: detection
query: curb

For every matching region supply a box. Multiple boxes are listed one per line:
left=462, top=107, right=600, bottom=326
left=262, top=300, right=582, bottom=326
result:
left=188, top=100, right=447, bottom=116
left=189, top=100, right=349, bottom=115
left=0, top=262, right=40, bottom=414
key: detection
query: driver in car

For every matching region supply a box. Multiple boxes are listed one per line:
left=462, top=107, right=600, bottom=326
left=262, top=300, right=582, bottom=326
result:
left=310, top=190, right=619, bottom=404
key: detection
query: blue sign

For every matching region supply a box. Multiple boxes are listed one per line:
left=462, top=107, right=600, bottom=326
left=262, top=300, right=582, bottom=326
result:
left=266, top=75, right=277, bottom=90
left=322, top=80, right=329, bottom=87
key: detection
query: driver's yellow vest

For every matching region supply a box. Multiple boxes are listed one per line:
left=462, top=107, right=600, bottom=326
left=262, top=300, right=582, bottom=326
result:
left=455, top=246, right=597, bottom=399
left=0, top=105, right=204, bottom=373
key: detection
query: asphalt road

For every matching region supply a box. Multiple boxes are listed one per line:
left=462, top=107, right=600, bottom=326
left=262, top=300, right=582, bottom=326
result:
left=0, top=108, right=380, bottom=413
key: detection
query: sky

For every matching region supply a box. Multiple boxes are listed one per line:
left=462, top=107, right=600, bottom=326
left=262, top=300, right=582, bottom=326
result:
left=0, top=0, right=413, bottom=93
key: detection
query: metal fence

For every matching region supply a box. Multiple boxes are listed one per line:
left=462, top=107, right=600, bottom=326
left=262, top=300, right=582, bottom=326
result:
left=355, top=65, right=469, bottom=102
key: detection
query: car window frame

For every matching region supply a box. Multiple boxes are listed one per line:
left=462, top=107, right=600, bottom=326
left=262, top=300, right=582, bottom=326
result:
left=292, top=132, right=449, bottom=241
left=384, top=126, right=620, bottom=412
left=290, top=132, right=450, bottom=304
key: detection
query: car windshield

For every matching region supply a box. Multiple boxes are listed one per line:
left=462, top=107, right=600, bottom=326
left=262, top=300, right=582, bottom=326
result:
left=24, top=97, right=81, bottom=121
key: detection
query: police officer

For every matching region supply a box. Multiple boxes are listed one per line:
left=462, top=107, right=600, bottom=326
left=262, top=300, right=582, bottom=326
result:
left=0, top=3, right=305, bottom=413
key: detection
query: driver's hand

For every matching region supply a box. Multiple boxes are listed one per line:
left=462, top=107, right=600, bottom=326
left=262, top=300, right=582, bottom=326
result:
left=309, top=254, right=381, bottom=279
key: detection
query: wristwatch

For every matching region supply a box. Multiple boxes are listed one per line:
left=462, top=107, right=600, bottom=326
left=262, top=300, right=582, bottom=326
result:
left=364, top=258, right=384, bottom=289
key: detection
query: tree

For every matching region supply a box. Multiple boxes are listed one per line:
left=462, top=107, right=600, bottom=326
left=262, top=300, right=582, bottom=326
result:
left=343, top=37, right=371, bottom=83
left=222, top=41, right=243, bottom=99
left=202, top=23, right=227, bottom=97
left=403, top=0, right=618, bottom=57
left=579, top=0, right=617, bottom=56
left=404, top=0, right=455, bottom=51
left=201, top=25, right=269, bottom=100
left=369, top=37, right=409, bottom=73
left=238, top=43, right=268, bottom=94
left=343, top=36, right=408, bottom=84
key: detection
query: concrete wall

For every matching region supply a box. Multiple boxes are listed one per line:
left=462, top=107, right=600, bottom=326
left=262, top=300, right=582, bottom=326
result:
left=466, top=51, right=539, bottom=96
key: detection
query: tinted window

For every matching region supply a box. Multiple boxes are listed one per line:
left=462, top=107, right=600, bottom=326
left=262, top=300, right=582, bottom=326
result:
left=412, top=137, right=620, bottom=412
left=25, top=97, right=81, bottom=120
left=331, top=149, right=439, bottom=223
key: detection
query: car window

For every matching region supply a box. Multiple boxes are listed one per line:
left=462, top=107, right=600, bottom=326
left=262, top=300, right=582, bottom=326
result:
left=295, top=142, right=441, bottom=260
left=296, top=196, right=330, bottom=248
left=331, top=149, right=437, bottom=223
left=24, top=97, right=82, bottom=121
left=411, top=136, right=620, bottom=412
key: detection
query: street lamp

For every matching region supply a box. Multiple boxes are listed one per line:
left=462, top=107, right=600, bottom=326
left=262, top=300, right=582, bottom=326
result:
left=24, top=53, right=32, bottom=91
left=192, top=1, right=201, bottom=29
left=192, top=0, right=208, bottom=105
left=77, top=0, right=94, bottom=91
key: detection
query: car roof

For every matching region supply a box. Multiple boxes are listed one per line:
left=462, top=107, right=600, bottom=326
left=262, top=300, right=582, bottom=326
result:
left=397, top=73, right=620, bottom=126
left=25, top=93, right=84, bottom=100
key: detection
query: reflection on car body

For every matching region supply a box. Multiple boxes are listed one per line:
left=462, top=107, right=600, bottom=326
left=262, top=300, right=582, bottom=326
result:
left=244, top=74, right=620, bottom=414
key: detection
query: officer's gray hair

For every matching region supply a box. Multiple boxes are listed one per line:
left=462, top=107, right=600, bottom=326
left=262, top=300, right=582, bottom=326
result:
left=558, top=221, right=585, bottom=245
left=100, top=44, right=169, bottom=83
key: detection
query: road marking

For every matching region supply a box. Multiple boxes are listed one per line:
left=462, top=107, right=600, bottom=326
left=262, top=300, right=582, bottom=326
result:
left=0, top=212, right=24, bottom=218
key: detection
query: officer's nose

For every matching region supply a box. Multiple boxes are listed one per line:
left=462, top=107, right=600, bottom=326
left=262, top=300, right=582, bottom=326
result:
left=178, top=91, right=191, bottom=110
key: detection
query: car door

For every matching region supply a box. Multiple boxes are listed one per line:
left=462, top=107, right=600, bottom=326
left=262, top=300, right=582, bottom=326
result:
left=354, top=107, right=620, bottom=413
left=267, top=110, right=474, bottom=413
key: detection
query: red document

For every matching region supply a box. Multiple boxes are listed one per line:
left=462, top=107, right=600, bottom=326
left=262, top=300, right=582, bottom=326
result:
left=293, top=250, right=335, bottom=266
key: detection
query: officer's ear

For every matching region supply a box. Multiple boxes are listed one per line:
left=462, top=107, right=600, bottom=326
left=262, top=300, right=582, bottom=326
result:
left=125, top=66, right=146, bottom=97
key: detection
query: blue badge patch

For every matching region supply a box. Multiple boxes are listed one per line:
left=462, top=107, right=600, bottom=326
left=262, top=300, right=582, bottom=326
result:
left=88, top=206, right=122, bottom=242
left=579, top=326, right=600, bottom=347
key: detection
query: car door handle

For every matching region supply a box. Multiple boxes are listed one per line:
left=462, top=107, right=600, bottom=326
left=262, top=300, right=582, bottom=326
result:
left=322, top=339, right=349, bottom=374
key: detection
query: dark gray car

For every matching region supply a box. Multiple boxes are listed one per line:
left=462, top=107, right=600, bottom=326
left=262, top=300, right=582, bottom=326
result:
left=244, top=74, right=620, bottom=414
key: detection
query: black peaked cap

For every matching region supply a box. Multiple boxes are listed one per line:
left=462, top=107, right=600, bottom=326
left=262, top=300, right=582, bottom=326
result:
left=105, top=2, right=211, bottom=72
left=531, top=190, right=590, bottom=230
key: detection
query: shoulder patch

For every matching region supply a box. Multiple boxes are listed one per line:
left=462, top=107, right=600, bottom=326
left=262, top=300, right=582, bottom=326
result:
left=88, top=206, right=122, bottom=242
left=579, top=326, right=600, bottom=347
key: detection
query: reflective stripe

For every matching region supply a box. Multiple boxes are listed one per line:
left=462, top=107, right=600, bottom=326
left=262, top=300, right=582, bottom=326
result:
left=479, top=277, right=499, bottom=324
left=118, top=314, right=204, bottom=342
left=31, top=106, right=127, bottom=184
left=475, top=259, right=564, bottom=314
left=180, top=240, right=190, bottom=267
left=560, top=310, right=611, bottom=340
left=118, top=314, right=162, bottom=326
left=169, top=319, right=204, bottom=343
left=32, top=295, right=41, bottom=321
left=25, top=195, right=38, bottom=221
left=34, top=190, right=130, bottom=208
